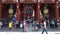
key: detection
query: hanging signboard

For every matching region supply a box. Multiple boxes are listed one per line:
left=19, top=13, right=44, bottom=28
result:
left=2, top=0, right=17, bottom=3
left=20, top=0, right=37, bottom=3
left=20, top=0, right=24, bottom=2
left=45, top=0, right=55, bottom=3
left=40, top=0, right=44, bottom=3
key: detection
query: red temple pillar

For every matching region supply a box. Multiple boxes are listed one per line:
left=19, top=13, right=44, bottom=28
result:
left=55, top=0, right=59, bottom=22
left=16, top=0, right=20, bottom=22
left=36, top=0, right=41, bottom=23
left=0, top=1, right=2, bottom=19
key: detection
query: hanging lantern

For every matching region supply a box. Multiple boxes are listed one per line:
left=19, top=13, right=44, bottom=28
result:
left=43, top=7, right=48, bottom=15
left=8, top=5, right=13, bottom=17
left=43, top=6, right=49, bottom=19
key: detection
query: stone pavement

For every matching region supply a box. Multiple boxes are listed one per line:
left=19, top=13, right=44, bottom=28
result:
left=0, top=27, right=60, bottom=32
left=0, top=32, right=60, bottom=34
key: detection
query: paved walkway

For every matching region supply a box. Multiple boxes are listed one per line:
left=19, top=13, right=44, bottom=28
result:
left=0, top=27, right=60, bottom=32
left=0, top=32, right=60, bottom=34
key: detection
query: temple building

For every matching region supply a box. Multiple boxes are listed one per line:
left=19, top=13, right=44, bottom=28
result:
left=0, top=0, right=59, bottom=23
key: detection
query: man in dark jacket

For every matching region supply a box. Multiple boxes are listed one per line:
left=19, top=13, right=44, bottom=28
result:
left=42, top=20, right=48, bottom=34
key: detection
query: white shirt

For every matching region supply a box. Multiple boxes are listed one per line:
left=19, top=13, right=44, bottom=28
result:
left=44, top=21, right=46, bottom=25
left=43, top=21, right=46, bottom=28
left=0, top=22, right=2, bottom=26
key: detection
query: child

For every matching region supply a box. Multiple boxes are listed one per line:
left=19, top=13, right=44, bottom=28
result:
left=8, top=21, right=13, bottom=30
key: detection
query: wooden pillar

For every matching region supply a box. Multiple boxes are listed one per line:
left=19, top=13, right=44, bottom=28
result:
left=16, top=0, right=20, bottom=22
left=36, top=0, right=41, bottom=23
left=0, top=0, right=2, bottom=19
left=55, top=0, right=59, bottom=22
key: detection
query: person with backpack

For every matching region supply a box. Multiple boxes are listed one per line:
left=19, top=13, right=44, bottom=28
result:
left=41, top=19, right=48, bottom=34
left=35, top=21, right=39, bottom=31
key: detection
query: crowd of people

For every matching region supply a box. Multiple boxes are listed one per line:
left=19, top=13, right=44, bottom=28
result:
left=0, top=16, right=60, bottom=32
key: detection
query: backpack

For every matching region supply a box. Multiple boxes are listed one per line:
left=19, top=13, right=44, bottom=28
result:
left=42, top=21, right=46, bottom=28
left=42, top=22, right=44, bottom=27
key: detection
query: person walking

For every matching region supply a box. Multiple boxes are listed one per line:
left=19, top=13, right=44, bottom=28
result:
left=15, top=20, right=19, bottom=28
left=0, top=21, right=3, bottom=30
left=23, top=19, right=28, bottom=32
left=42, top=20, right=48, bottom=34
left=32, top=21, right=35, bottom=31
